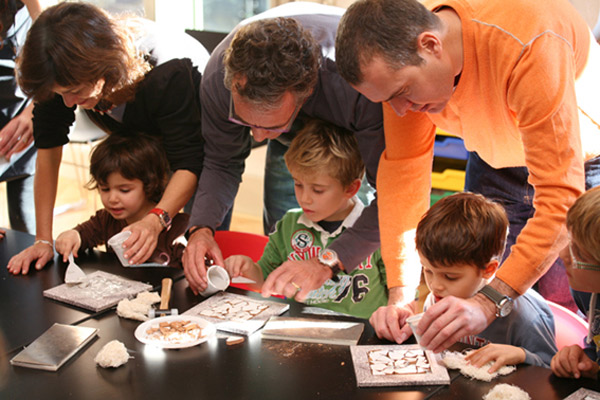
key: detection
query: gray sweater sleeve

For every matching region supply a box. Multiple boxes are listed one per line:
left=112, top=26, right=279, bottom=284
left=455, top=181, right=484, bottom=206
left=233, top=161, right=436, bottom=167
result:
left=189, top=34, right=252, bottom=231
left=189, top=11, right=384, bottom=273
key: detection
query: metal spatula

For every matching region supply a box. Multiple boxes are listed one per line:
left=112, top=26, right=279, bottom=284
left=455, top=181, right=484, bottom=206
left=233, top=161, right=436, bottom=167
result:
left=65, top=253, right=86, bottom=284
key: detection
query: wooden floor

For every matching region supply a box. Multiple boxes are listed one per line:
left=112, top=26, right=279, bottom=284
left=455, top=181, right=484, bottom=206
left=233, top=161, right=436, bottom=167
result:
left=0, top=142, right=265, bottom=238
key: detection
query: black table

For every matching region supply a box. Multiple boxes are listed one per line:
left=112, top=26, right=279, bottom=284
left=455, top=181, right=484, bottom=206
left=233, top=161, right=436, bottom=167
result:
left=0, top=229, right=183, bottom=353
left=0, top=229, right=597, bottom=399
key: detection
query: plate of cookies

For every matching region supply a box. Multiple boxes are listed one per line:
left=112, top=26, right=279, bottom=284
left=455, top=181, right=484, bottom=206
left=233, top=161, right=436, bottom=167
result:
left=134, top=315, right=216, bottom=349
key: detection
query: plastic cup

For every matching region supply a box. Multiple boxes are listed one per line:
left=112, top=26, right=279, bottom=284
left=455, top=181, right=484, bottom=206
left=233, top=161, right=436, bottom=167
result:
left=406, top=312, right=424, bottom=346
left=107, top=231, right=132, bottom=266
left=199, top=265, right=231, bottom=297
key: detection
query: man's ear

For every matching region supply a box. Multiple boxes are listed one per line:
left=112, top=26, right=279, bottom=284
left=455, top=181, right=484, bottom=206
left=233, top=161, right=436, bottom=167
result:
left=482, top=259, right=499, bottom=279
left=345, top=178, right=362, bottom=198
left=417, top=31, right=443, bottom=57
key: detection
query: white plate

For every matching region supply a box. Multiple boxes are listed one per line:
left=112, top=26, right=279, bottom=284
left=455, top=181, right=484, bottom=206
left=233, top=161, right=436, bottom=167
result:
left=134, top=315, right=216, bottom=349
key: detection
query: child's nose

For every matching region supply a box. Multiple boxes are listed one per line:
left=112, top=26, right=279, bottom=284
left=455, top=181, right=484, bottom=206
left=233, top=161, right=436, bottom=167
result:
left=300, top=191, right=312, bottom=204
left=429, top=277, right=443, bottom=293
left=108, top=191, right=119, bottom=203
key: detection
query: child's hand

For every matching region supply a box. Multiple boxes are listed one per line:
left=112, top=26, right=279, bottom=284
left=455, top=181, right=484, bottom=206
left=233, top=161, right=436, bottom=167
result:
left=551, top=344, right=599, bottom=379
left=369, top=305, right=415, bottom=344
left=465, top=343, right=526, bottom=373
left=224, top=255, right=255, bottom=278
left=55, top=230, right=82, bottom=261
left=224, top=255, right=264, bottom=287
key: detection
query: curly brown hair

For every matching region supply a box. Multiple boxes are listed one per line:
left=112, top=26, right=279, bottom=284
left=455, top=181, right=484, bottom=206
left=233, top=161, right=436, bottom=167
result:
left=224, top=17, right=321, bottom=109
left=416, top=192, right=509, bottom=269
left=88, top=132, right=170, bottom=204
left=336, top=0, right=440, bottom=85
left=16, top=2, right=150, bottom=104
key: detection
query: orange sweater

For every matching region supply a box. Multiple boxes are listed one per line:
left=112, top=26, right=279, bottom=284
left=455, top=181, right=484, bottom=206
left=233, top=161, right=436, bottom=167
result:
left=382, top=0, right=600, bottom=293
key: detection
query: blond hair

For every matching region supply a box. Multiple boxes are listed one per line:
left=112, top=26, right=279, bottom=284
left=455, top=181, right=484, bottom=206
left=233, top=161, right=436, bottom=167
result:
left=284, top=119, right=364, bottom=187
left=567, top=186, right=600, bottom=263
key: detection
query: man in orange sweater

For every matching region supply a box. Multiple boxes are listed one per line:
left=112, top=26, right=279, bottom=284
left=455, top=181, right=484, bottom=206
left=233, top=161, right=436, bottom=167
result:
left=335, top=0, right=600, bottom=351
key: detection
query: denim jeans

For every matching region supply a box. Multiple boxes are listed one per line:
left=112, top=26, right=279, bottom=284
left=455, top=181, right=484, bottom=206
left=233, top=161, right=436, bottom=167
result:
left=263, top=138, right=375, bottom=234
left=464, top=152, right=600, bottom=311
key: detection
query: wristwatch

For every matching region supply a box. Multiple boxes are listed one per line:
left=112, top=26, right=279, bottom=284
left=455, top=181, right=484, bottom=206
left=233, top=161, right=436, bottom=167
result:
left=318, top=249, right=342, bottom=282
left=478, top=285, right=514, bottom=318
left=149, top=208, right=172, bottom=230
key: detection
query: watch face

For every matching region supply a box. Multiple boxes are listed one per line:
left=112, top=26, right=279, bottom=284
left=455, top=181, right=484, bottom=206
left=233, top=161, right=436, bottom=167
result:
left=321, top=250, right=336, bottom=262
left=498, top=298, right=514, bottom=317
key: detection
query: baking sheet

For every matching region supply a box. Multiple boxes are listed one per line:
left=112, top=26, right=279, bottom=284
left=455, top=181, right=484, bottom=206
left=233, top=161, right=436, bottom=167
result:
left=261, top=316, right=364, bottom=346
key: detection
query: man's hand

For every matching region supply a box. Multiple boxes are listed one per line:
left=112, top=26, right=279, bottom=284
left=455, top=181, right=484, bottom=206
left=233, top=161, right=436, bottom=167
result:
left=551, top=344, right=599, bottom=379
left=417, top=294, right=496, bottom=353
left=122, top=214, right=163, bottom=265
left=417, top=294, right=494, bottom=352
left=261, top=258, right=331, bottom=300
left=417, top=279, right=518, bottom=352
left=0, top=228, right=5, bottom=240
left=465, top=343, right=526, bottom=373
left=182, top=227, right=224, bottom=295
left=7, top=241, right=54, bottom=275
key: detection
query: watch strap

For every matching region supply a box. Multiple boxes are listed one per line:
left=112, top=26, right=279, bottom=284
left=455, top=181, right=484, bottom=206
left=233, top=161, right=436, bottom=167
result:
left=149, top=208, right=172, bottom=230
left=478, top=285, right=512, bottom=317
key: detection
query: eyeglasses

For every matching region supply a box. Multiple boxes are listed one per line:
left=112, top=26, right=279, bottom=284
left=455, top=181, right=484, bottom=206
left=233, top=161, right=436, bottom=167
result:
left=569, top=244, right=600, bottom=271
left=228, top=95, right=302, bottom=134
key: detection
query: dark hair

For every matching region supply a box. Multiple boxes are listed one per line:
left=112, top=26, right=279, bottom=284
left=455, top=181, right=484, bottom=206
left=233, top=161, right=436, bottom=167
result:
left=416, top=192, right=508, bottom=269
left=224, top=17, right=321, bottom=108
left=16, top=2, right=149, bottom=103
left=335, top=0, right=440, bottom=85
left=88, top=132, right=170, bottom=203
left=0, top=0, right=23, bottom=41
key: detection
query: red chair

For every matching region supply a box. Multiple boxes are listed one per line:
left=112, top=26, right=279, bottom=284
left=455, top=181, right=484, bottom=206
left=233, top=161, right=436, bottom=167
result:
left=214, top=230, right=269, bottom=261
left=214, top=231, right=269, bottom=292
left=547, top=300, right=589, bottom=350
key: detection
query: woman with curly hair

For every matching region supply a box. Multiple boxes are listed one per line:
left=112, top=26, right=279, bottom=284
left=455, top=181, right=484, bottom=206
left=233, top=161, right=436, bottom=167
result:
left=7, top=2, right=209, bottom=273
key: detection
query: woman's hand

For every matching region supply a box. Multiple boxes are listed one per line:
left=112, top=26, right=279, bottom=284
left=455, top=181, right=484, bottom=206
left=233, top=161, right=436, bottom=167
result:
left=7, top=241, right=54, bottom=275
left=121, top=214, right=163, bottom=265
